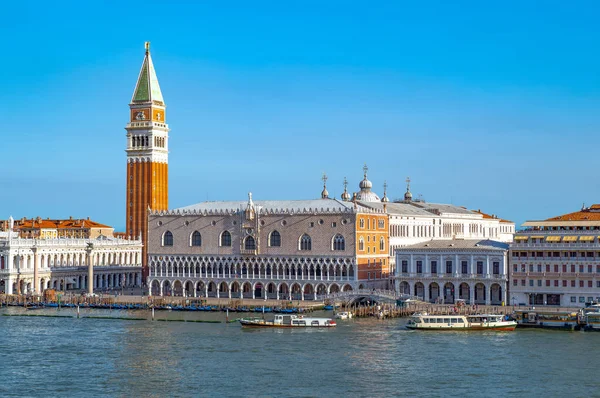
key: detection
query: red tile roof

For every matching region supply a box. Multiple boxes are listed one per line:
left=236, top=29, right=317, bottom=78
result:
left=546, top=205, right=600, bottom=221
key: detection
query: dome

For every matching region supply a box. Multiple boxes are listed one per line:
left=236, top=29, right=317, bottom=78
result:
left=341, top=191, right=351, bottom=201
left=381, top=181, right=390, bottom=202
left=356, top=191, right=381, bottom=202
left=359, top=177, right=372, bottom=190
left=355, top=164, right=380, bottom=202
left=321, top=188, right=329, bottom=199
left=403, top=177, right=413, bottom=201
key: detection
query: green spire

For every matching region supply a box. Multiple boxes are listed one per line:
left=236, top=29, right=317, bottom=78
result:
left=131, top=42, right=164, bottom=104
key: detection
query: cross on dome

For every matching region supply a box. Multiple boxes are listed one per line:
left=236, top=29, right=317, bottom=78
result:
left=321, top=173, right=329, bottom=199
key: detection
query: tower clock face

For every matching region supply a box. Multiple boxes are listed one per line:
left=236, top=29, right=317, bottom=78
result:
left=135, top=110, right=147, bottom=120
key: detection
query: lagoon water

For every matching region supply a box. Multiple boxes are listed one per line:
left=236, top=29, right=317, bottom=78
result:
left=0, top=307, right=598, bottom=397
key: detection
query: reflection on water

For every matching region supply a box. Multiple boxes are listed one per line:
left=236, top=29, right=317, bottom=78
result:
left=0, top=307, right=598, bottom=397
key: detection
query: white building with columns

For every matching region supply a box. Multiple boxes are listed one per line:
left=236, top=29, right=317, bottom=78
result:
left=358, top=179, right=515, bottom=280
left=395, top=239, right=509, bottom=305
left=0, top=219, right=143, bottom=295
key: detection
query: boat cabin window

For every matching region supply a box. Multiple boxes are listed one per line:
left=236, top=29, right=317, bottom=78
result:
left=437, top=318, right=444, bottom=323
left=311, top=321, right=319, bottom=326
left=451, top=318, right=458, bottom=323
left=423, top=318, right=429, bottom=323
left=457, top=318, right=464, bottom=323
left=443, top=318, right=450, bottom=323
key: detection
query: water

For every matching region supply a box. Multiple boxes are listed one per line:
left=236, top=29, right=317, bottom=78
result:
left=0, top=307, right=598, bottom=397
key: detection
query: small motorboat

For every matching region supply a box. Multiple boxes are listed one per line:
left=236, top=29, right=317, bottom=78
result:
left=334, top=311, right=353, bottom=320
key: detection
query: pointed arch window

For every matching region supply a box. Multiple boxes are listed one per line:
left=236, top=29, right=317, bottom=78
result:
left=163, top=231, right=173, bottom=247
left=191, top=231, right=202, bottom=247
left=300, top=234, right=312, bottom=251
left=245, top=236, right=256, bottom=250
left=380, top=237, right=385, bottom=251
left=333, top=234, right=345, bottom=251
left=269, top=230, right=281, bottom=247
left=220, top=231, right=232, bottom=247
left=359, top=237, right=365, bottom=251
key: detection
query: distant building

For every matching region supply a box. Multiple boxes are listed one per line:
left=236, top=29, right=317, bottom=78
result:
left=395, top=239, right=509, bottom=305
left=0, top=217, right=142, bottom=294
left=357, top=177, right=514, bottom=281
left=2, top=216, right=114, bottom=239
left=510, top=204, right=600, bottom=307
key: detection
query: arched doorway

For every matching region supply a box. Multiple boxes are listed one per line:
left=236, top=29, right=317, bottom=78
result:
left=196, top=281, right=206, bottom=297
left=278, top=283, right=289, bottom=300
left=172, top=281, right=183, bottom=296
left=184, top=281, right=194, bottom=297
left=399, top=281, right=410, bottom=295
left=218, top=282, right=229, bottom=298
left=329, top=284, right=340, bottom=294
left=242, top=282, right=252, bottom=299
left=303, top=284, right=315, bottom=300
left=316, top=284, right=327, bottom=296
left=474, top=283, right=486, bottom=304
left=254, top=282, right=263, bottom=299
left=231, top=281, right=241, bottom=297
left=265, top=282, right=276, bottom=299
left=459, top=283, right=470, bottom=302
left=443, top=282, right=455, bottom=304
left=490, top=283, right=502, bottom=305
left=163, top=280, right=172, bottom=296
left=207, top=281, right=217, bottom=297
left=414, top=282, right=425, bottom=300
left=151, top=280, right=161, bottom=296
left=291, top=283, right=302, bottom=300
left=342, top=284, right=353, bottom=292
left=429, top=283, right=440, bottom=303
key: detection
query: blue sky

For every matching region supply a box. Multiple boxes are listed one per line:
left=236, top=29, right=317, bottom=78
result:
left=1, top=1, right=599, bottom=230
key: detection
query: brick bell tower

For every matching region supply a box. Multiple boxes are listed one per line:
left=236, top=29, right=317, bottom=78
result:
left=125, top=42, right=169, bottom=280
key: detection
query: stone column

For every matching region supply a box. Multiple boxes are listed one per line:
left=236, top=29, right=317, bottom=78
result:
left=470, top=284, right=475, bottom=304
left=85, top=244, right=94, bottom=295
left=6, top=277, right=13, bottom=294
left=16, top=255, right=21, bottom=295
left=485, top=283, right=491, bottom=305
left=33, top=247, right=39, bottom=294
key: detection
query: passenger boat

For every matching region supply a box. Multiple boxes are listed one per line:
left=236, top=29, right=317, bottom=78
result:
left=406, top=314, right=516, bottom=331
left=334, top=311, right=353, bottom=320
left=239, top=314, right=336, bottom=328
left=582, top=312, right=600, bottom=331
left=512, top=310, right=581, bottom=330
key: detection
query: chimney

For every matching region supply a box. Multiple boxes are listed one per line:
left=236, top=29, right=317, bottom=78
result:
left=69, top=216, right=73, bottom=220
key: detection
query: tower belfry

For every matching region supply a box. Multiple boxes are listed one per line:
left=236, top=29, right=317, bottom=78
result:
left=125, top=42, right=169, bottom=278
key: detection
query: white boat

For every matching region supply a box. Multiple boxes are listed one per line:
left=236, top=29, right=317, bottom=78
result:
left=239, top=314, right=336, bottom=328
left=334, top=312, right=353, bottom=320
left=406, top=314, right=516, bottom=331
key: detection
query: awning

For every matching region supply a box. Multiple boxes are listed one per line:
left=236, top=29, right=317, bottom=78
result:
left=562, top=236, right=578, bottom=242
left=514, top=236, right=529, bottom=241
left=546, top=236, right=561, bottom=242
left=530, top=236, right=545, bottom=239
left=580, top=236, right=595, bottom=241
